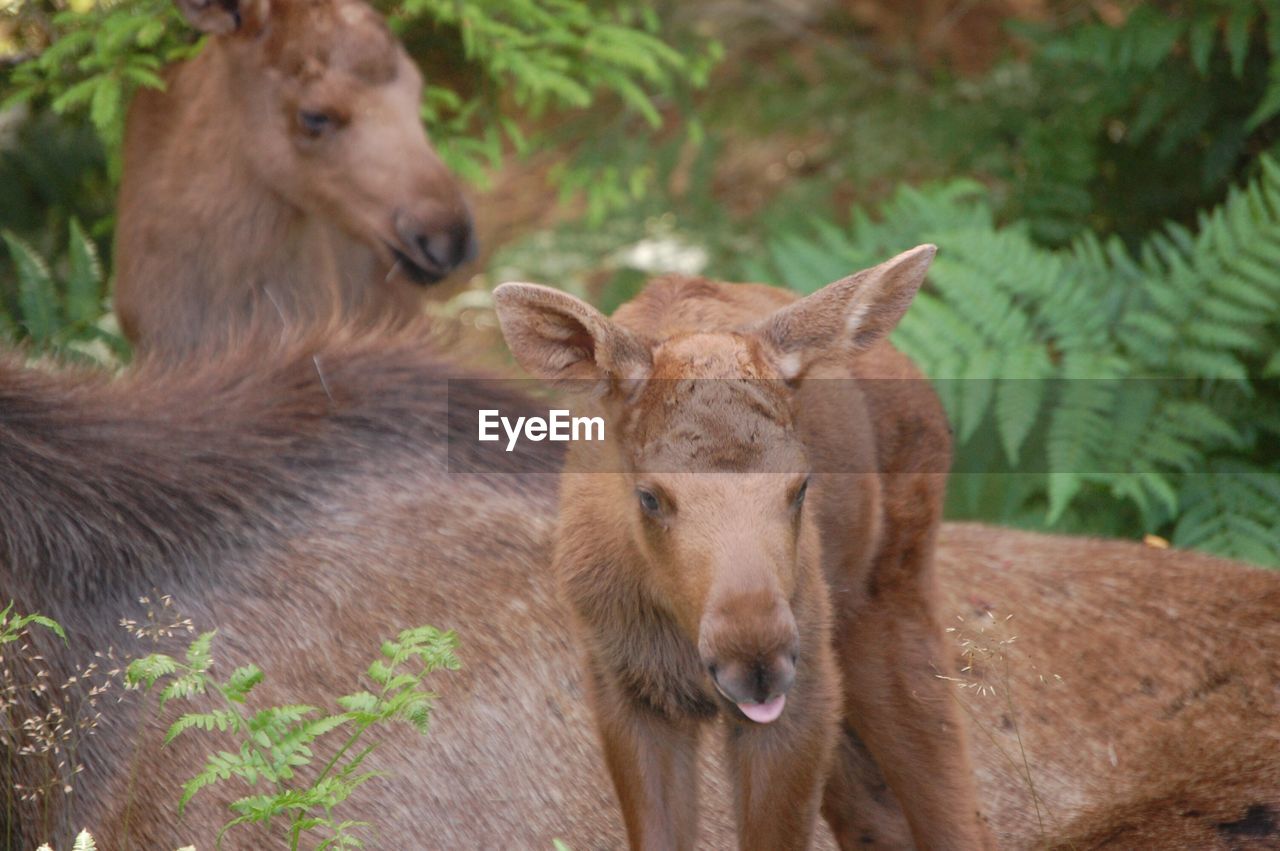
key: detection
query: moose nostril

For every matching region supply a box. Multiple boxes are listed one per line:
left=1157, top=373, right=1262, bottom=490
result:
left=457, top=216, right=478, bottom=264
left=420, top=222, right=475, bottom=270
left=707, top=655, right=796, bottom=707
left=776, top=656, right=797, bottom=696
left=419, top=233, right=447, bottom=268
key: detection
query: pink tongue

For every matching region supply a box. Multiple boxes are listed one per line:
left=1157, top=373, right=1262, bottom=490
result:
left=737, top=694, right=786, bottom=724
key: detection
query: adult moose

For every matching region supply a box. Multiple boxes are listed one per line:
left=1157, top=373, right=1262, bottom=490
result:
left=113, top=0, right=475, bottom=359
left=3, top=334, right=1278, bottom=848
left=494, top=246, right=991, bottom=849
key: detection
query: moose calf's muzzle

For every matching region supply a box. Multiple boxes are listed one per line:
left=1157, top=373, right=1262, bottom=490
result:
left=392, top=207, right=476, bottom=283
left=700, top=592, right=800, bottom=724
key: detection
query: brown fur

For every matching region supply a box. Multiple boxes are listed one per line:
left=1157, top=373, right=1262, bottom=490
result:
left=494, top=247, right=991, bottom=849
left=3, top=326, right=1278, bottom=849
left=113, top=0, right=474, bottom=359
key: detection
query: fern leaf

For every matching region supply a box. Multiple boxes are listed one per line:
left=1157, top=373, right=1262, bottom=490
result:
left=126, top=653, right=178, bottom=689
left=2, top=231, right=58, bottom=344
left=185, top=629, right=217, bottom=668
left=224, top=664, right=265, bottom=703
left=166, top=709, right=240, bottom=745
left=64, top=219, right=103, bottom=325
left=1225, top=5, right=1254, bottom=79
left=1174, top=466, right=1280, bottom=565
left=1188, top=14, right=1217, bottom=76
left=159, top=672, right=208, bottom=708
left=1265, top=351, right=1280, bottom=377
left=179, top=750, right=240, bottom=814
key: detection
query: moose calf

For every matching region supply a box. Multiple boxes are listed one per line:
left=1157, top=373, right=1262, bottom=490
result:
left=114, top=0, right=475, bottom=359
left=495, top=245, right=991, bottom=849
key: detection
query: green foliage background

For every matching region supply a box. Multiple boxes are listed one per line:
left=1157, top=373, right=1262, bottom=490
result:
left=2, top=0, right=1278, bottom=565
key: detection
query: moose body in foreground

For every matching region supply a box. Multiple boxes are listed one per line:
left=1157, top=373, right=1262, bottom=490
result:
left=114, top=0, right=475, bottom=359
left=494, top=246, right=990, bottom=849
left=2, top=324, right=1279, bottom=849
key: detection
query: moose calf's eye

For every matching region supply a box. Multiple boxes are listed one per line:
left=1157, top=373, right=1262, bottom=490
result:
left=793, top=477, right=810, bottom=509
left=637, top=489, right=661, bottom=517
left=298, top=109, right=335, bottom=137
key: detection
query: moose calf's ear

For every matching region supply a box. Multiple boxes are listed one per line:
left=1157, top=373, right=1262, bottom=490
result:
left=175, top=0, right=268, bottom=35
left=493, top=283, right=652, bottom=392
left=752, top=244, right=936, bottom=381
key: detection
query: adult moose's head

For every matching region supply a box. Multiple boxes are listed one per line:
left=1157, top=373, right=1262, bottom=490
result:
left=493, top=246, right=934, bottom=726
left=114, top=0, right=476, bottom=358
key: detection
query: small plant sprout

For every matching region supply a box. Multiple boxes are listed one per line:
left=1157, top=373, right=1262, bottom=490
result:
left=939, top=609, right=1065, bottom=842
left=126, top=625, right=460, bottom=850
left=3, top=602, right=122, bottom=834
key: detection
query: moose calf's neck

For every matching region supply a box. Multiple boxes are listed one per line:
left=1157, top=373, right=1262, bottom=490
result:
left=114, top=0, right=475, bottom=359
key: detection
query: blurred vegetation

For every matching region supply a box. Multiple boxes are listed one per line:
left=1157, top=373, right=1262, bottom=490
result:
left=1, top=218, right=126, bottom=361
left=2, top=0, right=1279, bottom=564
left=1, top=0, right=717, bottom=185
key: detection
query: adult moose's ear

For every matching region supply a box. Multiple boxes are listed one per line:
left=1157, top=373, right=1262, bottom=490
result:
left=493, top=283, right=652, bottom=393
left=751, top=244, right=936, bottom=381
left=174, top=0, right=269, bottom=36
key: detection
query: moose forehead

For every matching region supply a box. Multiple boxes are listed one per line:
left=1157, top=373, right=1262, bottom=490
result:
left=263, top=0, right=401, bottom=84
left=621, top=334, right=807, bottom=473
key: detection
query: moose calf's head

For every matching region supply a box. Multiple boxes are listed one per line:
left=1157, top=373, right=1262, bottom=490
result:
left=494, top=246, right=936, bottom=724
left=177, top=0, right=475, bottom=283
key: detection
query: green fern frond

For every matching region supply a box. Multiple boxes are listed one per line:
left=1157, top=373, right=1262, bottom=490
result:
left=1174, top=462, right=1280, bottom=566
left=185, top=629, right=216, bottom=669
left=223, top=664, right=265, bottom=703
left=179, top=750, right=241, bottom=814
left=64, top=219, right=103, bottom=325
left=159, top=672, right=209, bottom=708
left=166, top=709, right=241, bottom=745
left=2, top=230, right=57, bottom=343
left=757, top=161, right=1280, bottom=565
left=126, top=653, right=179, bottom=689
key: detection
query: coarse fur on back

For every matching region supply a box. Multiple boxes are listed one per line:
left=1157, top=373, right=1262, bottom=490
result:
left=494, top=246, right=994, bottom=849
left=114, top=0, right=475, bottom=359
left=1, top=320, right=542, bottom=612
left=3, top=320, right=1277, bottom=849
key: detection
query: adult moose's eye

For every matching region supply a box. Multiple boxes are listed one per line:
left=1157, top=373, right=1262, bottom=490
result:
left=637, top=488, right=662, bottom=518
left=297, top=109, right=336, bottom=138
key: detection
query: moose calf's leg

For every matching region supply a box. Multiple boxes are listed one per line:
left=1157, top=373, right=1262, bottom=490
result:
left=820, top=724, right=916, bottom=848
left=725, top=649, right=840, bottom=851
left=586, top=665, right=702, bottom=851
left=835, top=570, right=994, bottom=850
